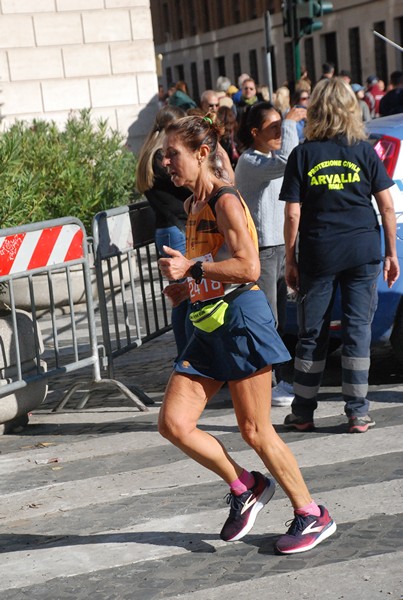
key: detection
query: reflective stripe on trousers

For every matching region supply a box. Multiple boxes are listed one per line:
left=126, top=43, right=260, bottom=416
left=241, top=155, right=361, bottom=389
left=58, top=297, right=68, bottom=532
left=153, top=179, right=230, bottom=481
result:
left=292, top=262, right=380, bottom=419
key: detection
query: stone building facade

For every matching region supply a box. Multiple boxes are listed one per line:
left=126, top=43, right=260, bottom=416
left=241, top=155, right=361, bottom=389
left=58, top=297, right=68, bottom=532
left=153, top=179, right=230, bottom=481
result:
left=151, top=0, right=403, bottom=101
left=0, top=0, right=159, bottom=151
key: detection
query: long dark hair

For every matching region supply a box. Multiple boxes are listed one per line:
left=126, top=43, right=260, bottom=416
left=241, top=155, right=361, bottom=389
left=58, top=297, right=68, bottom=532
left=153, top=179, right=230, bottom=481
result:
left=217, top=105, right=238, bottom=140
left=237, top=101, right=281, bottom=149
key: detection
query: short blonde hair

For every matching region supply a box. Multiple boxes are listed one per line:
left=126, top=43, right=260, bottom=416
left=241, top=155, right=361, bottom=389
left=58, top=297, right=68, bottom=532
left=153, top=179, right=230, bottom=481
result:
left=273, top=86, right=290, bottom=114
left=305, top=77, right=367, bottom=144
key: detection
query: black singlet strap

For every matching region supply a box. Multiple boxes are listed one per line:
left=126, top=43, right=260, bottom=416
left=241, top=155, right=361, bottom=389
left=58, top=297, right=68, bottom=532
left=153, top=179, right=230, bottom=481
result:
left=208, top=186, right=241, bottom=217
left=224, top=282, right=255, bottom=302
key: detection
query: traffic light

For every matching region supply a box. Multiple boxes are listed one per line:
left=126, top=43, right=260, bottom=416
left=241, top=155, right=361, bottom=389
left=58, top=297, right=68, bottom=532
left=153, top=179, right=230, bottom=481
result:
left=282, top=0, right=296, bottom=39
left=296, top=0, right=333, bottom=37
left=282, top=0, right=333, bottom=82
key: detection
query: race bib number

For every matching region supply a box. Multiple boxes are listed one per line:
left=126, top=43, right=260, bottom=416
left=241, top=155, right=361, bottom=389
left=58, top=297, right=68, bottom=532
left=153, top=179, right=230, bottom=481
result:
left=188, top=253, right=224, bottom=303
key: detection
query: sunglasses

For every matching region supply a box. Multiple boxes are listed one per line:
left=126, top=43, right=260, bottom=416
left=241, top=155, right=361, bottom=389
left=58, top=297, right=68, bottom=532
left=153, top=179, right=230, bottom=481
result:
left=209, top=103, right=219, bottom=108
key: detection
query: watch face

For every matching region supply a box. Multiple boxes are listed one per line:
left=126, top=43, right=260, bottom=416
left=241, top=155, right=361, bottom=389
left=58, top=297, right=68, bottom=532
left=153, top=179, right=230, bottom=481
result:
left=191, top=261, right=203, bottom=281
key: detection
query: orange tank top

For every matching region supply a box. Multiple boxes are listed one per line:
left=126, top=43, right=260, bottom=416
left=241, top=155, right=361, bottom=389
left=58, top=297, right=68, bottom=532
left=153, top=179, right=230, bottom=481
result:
left=186, top=186, right=258, bottom=303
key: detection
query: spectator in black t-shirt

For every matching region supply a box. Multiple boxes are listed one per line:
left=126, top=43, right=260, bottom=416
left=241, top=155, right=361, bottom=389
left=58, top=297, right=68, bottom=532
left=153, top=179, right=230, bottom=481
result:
left=379, top=71, right=403, bottom=116
left=235, top=78, right=261, bottom=122
left=319, top=62, right=335, bottom=81
left=280, top=77, right=399, bottom=434
left=136, top=105, right=191, bottom=354
left=339, top=69, right=351, bottom=84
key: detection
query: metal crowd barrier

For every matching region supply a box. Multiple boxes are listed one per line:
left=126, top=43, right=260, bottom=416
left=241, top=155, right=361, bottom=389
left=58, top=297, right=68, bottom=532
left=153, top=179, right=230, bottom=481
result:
left=92, top=202, right=171, bottom=395
left=0, top=217, right=148, bottom=417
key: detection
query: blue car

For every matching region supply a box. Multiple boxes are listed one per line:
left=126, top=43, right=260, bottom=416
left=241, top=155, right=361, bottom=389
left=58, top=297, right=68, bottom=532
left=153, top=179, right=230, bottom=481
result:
left=285, top=114, right=403, bottom=364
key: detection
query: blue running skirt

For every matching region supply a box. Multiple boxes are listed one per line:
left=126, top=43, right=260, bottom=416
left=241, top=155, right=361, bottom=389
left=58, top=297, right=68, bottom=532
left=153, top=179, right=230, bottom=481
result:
left=175, top=289, right=291, bottom=381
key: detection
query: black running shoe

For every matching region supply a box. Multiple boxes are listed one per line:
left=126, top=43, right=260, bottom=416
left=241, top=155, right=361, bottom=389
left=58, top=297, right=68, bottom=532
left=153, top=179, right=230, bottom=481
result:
left=220, top=471, right=275, bottom=542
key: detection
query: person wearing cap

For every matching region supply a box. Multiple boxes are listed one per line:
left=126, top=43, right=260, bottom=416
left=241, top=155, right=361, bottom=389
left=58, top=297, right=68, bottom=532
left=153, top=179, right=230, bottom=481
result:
left=364, top=75, right=385, bottom=118
left=351, top=83, right=371, bottom=122
left=227, top=84, right=239, bottom=98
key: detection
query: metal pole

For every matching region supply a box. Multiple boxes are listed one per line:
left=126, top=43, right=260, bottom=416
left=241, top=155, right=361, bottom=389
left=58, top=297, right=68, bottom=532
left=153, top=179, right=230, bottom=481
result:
left=373, top=30, right=403, bottom=53
left=264, top=11, right=274, bottom=102
left=294, top=37, right=301, bottom=81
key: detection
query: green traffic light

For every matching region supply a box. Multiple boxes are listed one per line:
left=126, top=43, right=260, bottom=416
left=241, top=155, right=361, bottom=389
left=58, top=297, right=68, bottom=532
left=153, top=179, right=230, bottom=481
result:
left=309, top=0, right=334, bottom=18
left=320, top=1, right=334, bottom=15
left=295, top=0, right=333, bottom=37
left=311, top=1, right=322, bottom=16
left=289, top=0, right=334, bottom=82
left=302, top=20, right=323, bottom=34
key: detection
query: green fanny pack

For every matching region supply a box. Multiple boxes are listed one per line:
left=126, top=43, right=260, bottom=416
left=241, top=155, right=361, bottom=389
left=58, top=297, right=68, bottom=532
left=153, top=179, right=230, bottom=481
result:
left=189, top=299, right=229, bottom=332
left=189, top=283, right=255, bottom=333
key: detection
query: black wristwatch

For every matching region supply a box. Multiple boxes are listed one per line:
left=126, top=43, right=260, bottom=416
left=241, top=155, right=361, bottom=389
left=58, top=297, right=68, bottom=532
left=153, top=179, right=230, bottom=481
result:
left=190, top=261, right=204, bottom=284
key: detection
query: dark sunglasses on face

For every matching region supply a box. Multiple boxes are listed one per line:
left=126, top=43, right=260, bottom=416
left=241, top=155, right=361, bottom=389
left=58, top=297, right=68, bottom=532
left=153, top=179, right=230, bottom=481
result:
left=209, top=103, right=219, bottom=108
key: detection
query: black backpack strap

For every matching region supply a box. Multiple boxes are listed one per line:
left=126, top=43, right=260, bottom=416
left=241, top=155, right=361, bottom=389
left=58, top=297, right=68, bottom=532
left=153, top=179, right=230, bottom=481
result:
left=208, top=186, right=241, bottom=217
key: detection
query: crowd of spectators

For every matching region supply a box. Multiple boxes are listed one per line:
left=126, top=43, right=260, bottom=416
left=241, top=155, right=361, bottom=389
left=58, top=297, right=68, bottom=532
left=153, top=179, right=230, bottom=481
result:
left=145, top=65, right=400, bottom=406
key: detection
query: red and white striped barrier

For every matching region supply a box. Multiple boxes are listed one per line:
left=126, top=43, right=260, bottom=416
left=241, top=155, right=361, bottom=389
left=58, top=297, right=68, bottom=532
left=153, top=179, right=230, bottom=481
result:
left=0, top=224, right=84, bottom=276
left=0, top=216, right=149, bottom=419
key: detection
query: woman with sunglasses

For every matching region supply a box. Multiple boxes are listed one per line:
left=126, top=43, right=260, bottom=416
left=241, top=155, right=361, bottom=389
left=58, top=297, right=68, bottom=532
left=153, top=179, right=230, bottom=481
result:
left=235, top=101, right=306, bottom=406
left=290, top=89, right=310, bottom=142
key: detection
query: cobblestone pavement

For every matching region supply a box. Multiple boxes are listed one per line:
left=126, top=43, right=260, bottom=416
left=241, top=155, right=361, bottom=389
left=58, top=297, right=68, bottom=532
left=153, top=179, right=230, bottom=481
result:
left=1, top=330, right=403, bottom=600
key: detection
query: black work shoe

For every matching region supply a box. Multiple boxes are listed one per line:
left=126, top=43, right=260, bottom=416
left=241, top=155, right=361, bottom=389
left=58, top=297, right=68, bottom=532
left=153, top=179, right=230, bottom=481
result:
left=284, top=413, right=315, bottom=432
left=348, top=414, right=375, bottom=433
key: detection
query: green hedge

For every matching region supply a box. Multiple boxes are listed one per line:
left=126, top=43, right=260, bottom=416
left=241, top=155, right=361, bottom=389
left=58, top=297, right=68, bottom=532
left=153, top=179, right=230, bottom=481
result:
left=0, top=109, right=139, bottom=232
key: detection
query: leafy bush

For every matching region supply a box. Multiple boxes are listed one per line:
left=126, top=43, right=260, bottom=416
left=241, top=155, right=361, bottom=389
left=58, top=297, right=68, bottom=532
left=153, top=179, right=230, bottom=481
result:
left=0, top=109, right=139, bottom=232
